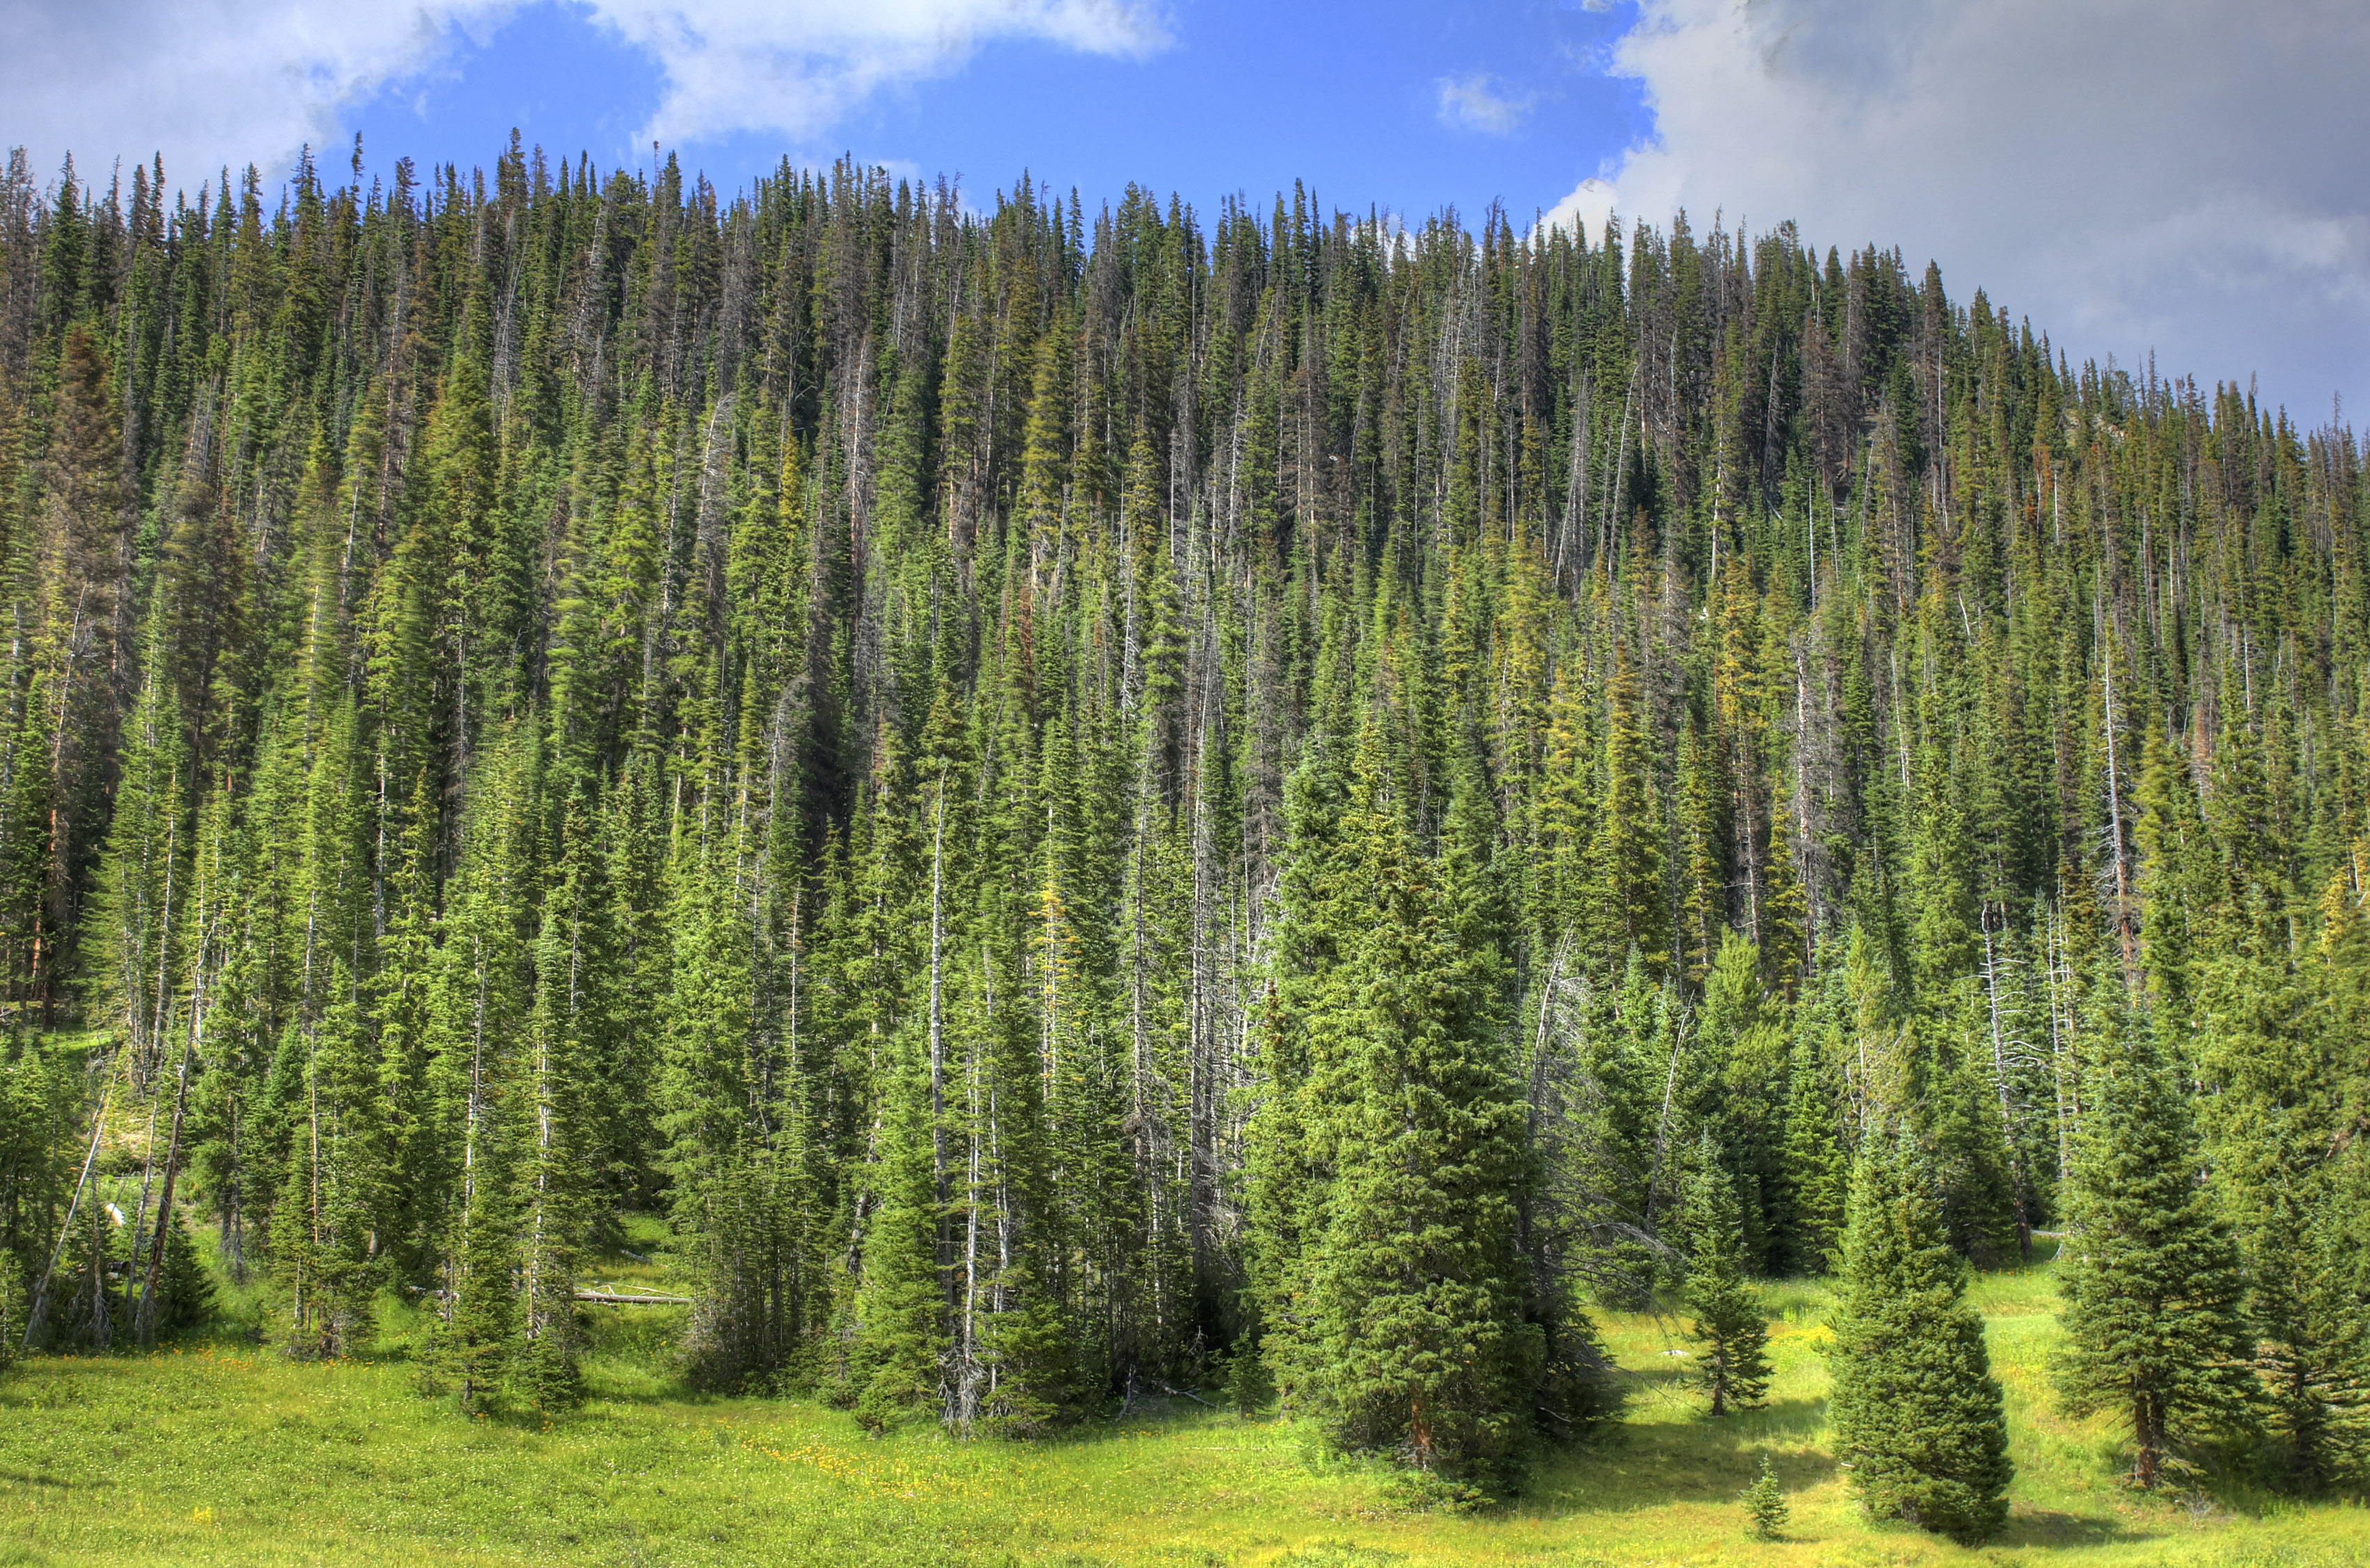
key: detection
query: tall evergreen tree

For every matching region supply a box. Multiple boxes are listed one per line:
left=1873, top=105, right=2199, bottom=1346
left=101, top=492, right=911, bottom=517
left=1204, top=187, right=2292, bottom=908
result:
left=1292, top=730, right=1534, bottom=1482
left=269, top=969, right=385, bottom=1359
left=2055, top=1004, right=2256, bottom=1489
left=1830, top=1131, right=2014, bottom=1542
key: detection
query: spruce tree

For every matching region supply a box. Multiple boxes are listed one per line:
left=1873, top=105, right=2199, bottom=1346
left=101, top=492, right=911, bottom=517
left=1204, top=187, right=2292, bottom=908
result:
left=2250, top=1177, right=2356, bottom=1493
left=270, top=969, right=384, bottom=1360
left=847, top=1031, right=951, bottom=1432
left=1580, top=650, right=1668, bottom=980
left=2055, top=1016, right=2255, bottom=1489
left=0, top=1247, right=22, bottom=1369
left=1246, top=717, right=1358, bottom=1410
left=425, top=1127, right=518, bottom=1410
left=1697, top=932, right=1789, bottom=1269
left=150, top=1211, right=214, bottom=1336
left=1921, top=1009, right=2021, bottom=1268
left=418, top=759, right=531, bottom=1409
left=661, top=842, right=785, bottom=1392
left=515, top=808, right=605, bottom=1413
left=1676, top=1136, right=1771, bottom=1416
left=1296, top=731, right=1531, bottom=1482
left=2290, top=1147, right=2370, bottom=1489
left=1740, top=1451, right=1789, bottom=1540
left=1776, top=1008, right=1850, bottom=1276
left=1830, top=1132, right=2014, bottom=1543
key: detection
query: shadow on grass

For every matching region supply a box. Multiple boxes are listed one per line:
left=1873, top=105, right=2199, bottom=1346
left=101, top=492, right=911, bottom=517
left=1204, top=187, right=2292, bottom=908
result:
left=0, top=1468, right=77, bottom=1489
left=1608, top=1363, right=1827, bottom=1429
left=1993, top=1507, right=2149, bottom=1549
left=576, top=1379, right=721, bottom=1411
left=1534, top=1400, right=1835, bottom=1510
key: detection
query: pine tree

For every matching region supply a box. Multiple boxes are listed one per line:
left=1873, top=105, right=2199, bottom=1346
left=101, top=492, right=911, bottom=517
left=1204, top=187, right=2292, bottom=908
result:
left=2055, top=1013, right=2255, bottom=1489
left=1676, top=1136, right=1771, bottom=1416
left=0, top=1247, right=24, bottom=1368
left=1580, top=650, right=1668, bottom=980
left=270, top=969, right=384, bottom=1360
left=1775, top=986, right=1850, bottom=1276
left=1830, top=1131, right=2013, bottom=1543
left=1740, top=1451, right=1789, bottom=1540
left=847, top=1029, right=950, bottom=1432
left=1294, top=732, right=1531, bottom=1482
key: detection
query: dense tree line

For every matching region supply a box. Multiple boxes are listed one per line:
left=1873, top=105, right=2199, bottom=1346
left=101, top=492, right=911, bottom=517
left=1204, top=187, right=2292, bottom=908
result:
left=0, top=134, right=2367, bottom=1504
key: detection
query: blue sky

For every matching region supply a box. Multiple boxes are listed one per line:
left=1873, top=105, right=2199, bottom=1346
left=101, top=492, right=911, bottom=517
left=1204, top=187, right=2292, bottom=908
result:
left=340, top=1, right=1647, bottom=230
left=7, top=0, right=2368, bottom=413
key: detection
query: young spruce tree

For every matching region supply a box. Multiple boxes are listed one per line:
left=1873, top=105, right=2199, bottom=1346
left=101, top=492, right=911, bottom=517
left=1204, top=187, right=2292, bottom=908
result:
left=1830, top=1131, right=2013, bottom=1543
left=1677, top=1134, right=1771, bottom=1416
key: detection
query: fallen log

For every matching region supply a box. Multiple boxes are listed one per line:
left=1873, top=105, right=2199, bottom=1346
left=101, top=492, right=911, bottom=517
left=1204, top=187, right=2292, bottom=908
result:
left=1145, top=1376, right=1221, bottom=1409
left=575, top=1288, right=693, bottom=1306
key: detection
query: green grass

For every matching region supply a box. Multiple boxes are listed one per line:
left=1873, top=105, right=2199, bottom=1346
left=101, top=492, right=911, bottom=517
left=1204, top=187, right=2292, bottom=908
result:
left=3, top=1245, right=2365, bottom=1567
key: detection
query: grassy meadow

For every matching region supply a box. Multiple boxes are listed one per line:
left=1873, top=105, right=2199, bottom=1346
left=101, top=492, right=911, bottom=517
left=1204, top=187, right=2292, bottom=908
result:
left=2, top=1238, right=2365, bottom=1568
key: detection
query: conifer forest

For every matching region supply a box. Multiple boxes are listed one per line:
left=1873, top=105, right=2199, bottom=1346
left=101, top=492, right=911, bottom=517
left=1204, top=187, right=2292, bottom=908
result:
left=2, top=135, right=2369, bottom=1535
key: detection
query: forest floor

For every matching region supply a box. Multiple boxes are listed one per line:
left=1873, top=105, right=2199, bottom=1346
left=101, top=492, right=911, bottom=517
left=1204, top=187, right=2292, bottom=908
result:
left=1, top=1237, right=2364, bottom=1568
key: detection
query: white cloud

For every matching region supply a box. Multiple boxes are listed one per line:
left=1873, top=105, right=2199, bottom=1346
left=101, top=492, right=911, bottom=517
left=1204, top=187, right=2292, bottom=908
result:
left=1539, top=177, right=1615, bottom=242
left=1556, top=0, right=2370, bottom=412
left=1, top=0, right=508, bottom=185
left=590, top=0, right=1168, bottom=146
left=1, top=0, right=1167, bottom=186
left=1436, top=72, right=1528, bottom=136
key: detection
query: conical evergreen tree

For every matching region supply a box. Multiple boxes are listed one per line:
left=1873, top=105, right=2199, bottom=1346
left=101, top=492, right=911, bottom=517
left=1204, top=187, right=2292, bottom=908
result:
left=513, top=803, right=608, bottom=1413
left=1295, top=727, right=1531, bottom=1483
left=3, top=141, right=2368, bottom=1494
left=149, top=1209, right=214, bottom=1336
left=269, top=968, right=385, bottom=1360
left=1775, top=966, right=1851, bottom=1276
left=1246, top=711, right=1358, bottom=1406
left=0, top=1248, right=24, bottom=1370
left=1830, top=1131, right=2013, bottom=1543
left=416, top=746, right=533, bottom=1409
left=2055, top=1003, right=2255, bottom=1489
left=847, top=1028, right=951, bottom=1432
left=1580, top=650, right=1668, bottom=981
left=1697, top=931, right=1788, bottom=1269
left=1676, top=1134, right=1771, bottom=1416
left=423, top=1125, right=517, bottom=1410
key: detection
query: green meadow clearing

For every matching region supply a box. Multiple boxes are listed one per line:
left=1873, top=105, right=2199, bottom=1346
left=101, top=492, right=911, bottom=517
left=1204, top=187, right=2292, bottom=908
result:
left=2, top=1243, right=2364, bottom=1568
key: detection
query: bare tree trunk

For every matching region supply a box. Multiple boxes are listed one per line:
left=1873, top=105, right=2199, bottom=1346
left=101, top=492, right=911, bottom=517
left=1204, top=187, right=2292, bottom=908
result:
left=955, top=1031, right=982, bottom=1433
left=124, top=1074, right=163, bottom=1288
left=134, top=1025, right=194, bottom=1344
left=1642, top=1017, right=1688, bottom=1232
left=2101, top=646, right=2137, bottom=986
left=25, top=1049, right=120, bottom=1349
left=1980, top=916, right=2033, bottom=1261
left=927, top=768, right=950, bottom=1314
